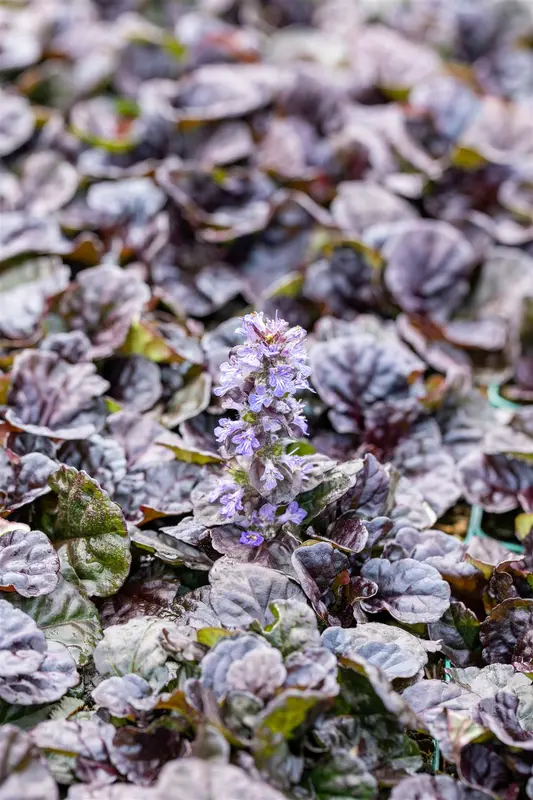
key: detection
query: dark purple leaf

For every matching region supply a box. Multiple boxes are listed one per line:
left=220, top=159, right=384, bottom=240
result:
left=146, top=64, right=277, bottom=123
left=100, top=572, right=179, bottom=627
left=7, top=575, right=102, bottom=667
left=460, top=97, right=533, bottom=168
left=155, top=757, right=287, bottom=799
left=103, top=356, right=162, bottom=413
left=326, top=517, right=368, bottom=552
left=209, top=559, right=306, bottom=629
left=0, top=449, right=58, bottom=514
left=331, top=181, right=418, bottom=235
left=0, top=529, right=59, bottom=598
left=0, top=92, right=34, bottom=157
left=476, top=691, right=533, bottom=750
left=108, top=723, right=183, bottom=785
left=322, top=623, right=429, bottom=681
left=6, top=350, right=108, bottom=440
left=311, top=332, right=423, bottom=434
left=291, top=542, right=349, bottom=618
left=40, top=331, right=92, bottom=363
left=459, top=742, right=515, bottom=796
left=58, top=264, right=150, bottom=359
left=304, top=243, right=383, bottom=318
left=390, top=774, right=492, bottom=799
left=18, top=152, right=78, bottom=216
left=402, top=679, right=479, bottom=760
left=153, top=261, right=243, bottom=319
left=58, top=435, right=127, bottom=497
left=480, top=598, right=533, bottom=665
left=336, top=453, right=391, bottom=520
left=116, top=458, right=205, bottom=524
left=360, top=558, right=451, bottom=623
left=0, top=600, right=78, bottom=705
left=407, top=75, right=480, bottom=157
left=32, top=716, right=117, bottom=785
left=92, top=674, right=157, bottom=717
left=0, top=258, right=70, bottom=341
left=459, top=452, right=533, bottom=513
left=349, top=25, right=441, bottom=94
left=0, top=213, right=70, bottom=263
left=383, top=221, right=475, bottom=321
left=93, top=617, right=169, bottom=686
left=428, top=601, right=481, bottom=667
left=200, top=633, right=278, bottom=700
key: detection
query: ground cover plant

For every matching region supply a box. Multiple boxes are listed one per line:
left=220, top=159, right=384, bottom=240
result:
left=1, top=0, right=533, bottom=797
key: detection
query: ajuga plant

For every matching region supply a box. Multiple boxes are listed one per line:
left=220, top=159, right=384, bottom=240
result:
left=210, top=312, right=310, bottom=546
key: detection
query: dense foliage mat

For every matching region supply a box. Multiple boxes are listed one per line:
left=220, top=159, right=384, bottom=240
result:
left=1, top=0, right=533, bottom=797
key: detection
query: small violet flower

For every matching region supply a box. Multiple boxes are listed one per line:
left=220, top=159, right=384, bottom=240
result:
left=232, top=427, right=260, bottom=456
left=278, top=501, right=307, bottom=525
left=269, top=364, right=294, bottom=397
left=261, top=459, right=283, bottom=491
left=219, top=487, right=245, bottom=519
left=248, top=383, right=272, bottom=412
left=214, top=417, right=244, bottom=445
left=258, top=503, right=277, bottom=521
left=239, top=531, right=265, bottom=547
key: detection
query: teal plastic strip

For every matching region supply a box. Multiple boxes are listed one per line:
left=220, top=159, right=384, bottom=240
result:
left=467, top=505, right=524, bottom=553
left=465, top=505, right=483, bottom=545
left=432, top=656, right=452, bottom=773
left=432, top=732, right=441, bottom=773
left=487, top=383, right=521, bottom=411
left=471, top=527, right=524, bottom=553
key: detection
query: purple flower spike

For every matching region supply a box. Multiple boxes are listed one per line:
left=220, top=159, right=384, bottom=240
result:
left=213, top=311, right=311, bottom=541
left=240, top=530, right=265, bottom=547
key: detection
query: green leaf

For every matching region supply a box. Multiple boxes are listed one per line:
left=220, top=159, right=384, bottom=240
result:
left=310, top=752, right=378, bottom=800
left=255, top=690, right=325, bottom=739
left=48, top=466, right=127, bottom=541
left=296, top=461, right=363, bottom=522
left=157, top=434, right=223, bottom=466
left=6, top=577, right=101, bottom=665
left=196, top=628, right=233, bottom=648
left=262, top=600, right=321, bottom=655
left=161, top=372, right=212, bottom=429
left=0, top=701, right=55, bottom=729
left=47, top=466, right=131, bottom=597
left=264, top=271, right=304, bottom=299
left=130, top=526, right=213, bottom=571
left=516, top=513, right=533, bottom=541
left=93, top=617, right=170, bottom=686
left=121, top=319, right=202, bottom=363
left=62, top=534, right=131, bottom=598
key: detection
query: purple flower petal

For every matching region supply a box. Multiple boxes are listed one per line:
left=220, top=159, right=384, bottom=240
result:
left=239, top=530, right=265, bottom=547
